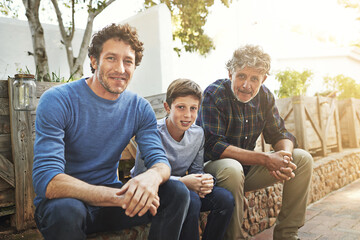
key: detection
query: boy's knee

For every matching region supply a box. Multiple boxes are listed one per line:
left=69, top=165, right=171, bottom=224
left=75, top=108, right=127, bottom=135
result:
left=188, top=191, right=201, bottom=215
left=161, top=179, right=190, bottom=209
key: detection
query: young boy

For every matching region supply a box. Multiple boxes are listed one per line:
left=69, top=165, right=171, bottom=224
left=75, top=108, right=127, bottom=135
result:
left=132, top=79, right=234, bottom=240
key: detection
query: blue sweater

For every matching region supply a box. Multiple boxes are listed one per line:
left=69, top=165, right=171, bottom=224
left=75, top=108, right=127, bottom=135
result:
left=32, top=79, right=169, bottom=206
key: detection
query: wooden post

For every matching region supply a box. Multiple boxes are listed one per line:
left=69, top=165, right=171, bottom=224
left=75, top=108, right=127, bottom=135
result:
left=347, top=98, right=360, bottom=148
left=7, top=77, right=35, bottom=230
left=292, top=96, right=308, bottom=151
left=333, top=98, right=343, bottom=152
left=317, top=95, right=327, bottom=156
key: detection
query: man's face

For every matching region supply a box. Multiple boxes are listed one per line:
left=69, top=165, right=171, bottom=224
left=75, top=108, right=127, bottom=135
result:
left=90, top=38, right=136, bottom=96
left=229, top=66, right=267, bottom=103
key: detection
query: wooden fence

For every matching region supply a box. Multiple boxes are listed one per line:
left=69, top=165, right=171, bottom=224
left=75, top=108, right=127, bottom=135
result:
left=274, top=95, right=342, bottom=156
left=338, top=98, right=360, bottom=148
left=0, top=79, right=61, bottom=230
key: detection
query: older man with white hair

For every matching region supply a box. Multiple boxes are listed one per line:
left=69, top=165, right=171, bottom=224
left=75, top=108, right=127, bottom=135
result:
left=197, top=44, right=313, bottom=240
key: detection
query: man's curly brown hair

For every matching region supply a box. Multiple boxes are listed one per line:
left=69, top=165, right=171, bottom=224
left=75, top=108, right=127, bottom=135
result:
left=88, top=23, right=144, bottom=73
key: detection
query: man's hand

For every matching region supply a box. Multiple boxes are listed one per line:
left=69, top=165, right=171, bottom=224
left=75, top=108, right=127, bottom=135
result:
left=266, top=150, right=297, bottom=181
left=269, top=161, right=297, bottom=181
left=117, top=169, right=162, bottom=217
left=265, top=150, right=293, bottom=171
left=180, top=173, right=213, bottom=198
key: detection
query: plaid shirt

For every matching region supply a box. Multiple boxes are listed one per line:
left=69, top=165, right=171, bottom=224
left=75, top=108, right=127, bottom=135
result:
left=196, top=79, right=296, bottom=175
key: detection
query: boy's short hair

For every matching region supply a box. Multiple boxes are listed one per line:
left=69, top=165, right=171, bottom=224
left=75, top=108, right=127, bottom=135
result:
left=165, top=79, right=202, bottom=107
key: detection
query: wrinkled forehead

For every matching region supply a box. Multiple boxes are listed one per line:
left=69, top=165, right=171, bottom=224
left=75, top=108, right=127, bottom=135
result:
left=233, top=65, right=266, bottom=75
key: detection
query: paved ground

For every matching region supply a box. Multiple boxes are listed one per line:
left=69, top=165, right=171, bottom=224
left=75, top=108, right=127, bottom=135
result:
left=252, top=178, right=360, bottom=240
left=1, top=179, right=360, bottom=239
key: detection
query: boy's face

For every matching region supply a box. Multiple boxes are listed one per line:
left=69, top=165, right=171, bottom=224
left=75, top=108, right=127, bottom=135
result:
left=164, top=95, right=200, bottom=135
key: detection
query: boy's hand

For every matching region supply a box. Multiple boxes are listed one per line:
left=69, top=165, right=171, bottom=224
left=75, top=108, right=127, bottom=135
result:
left=180, top=174, right=214, bottom=198
left=198, top=174, right=213, bottom=198
left=180, top=174, right=203, bottom=193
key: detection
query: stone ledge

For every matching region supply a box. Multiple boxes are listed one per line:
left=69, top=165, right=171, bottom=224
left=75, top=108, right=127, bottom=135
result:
left=88, top=149, right=360, bottom=240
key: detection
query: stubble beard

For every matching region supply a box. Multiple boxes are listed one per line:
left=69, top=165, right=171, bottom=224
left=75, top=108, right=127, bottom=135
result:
left=98, top=70, right=128, bottom=95
left=231, top=80, right=259, bottom=103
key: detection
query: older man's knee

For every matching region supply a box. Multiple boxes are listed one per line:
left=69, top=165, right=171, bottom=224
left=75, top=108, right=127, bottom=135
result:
left=214, top=159, right=245, bottom=192
left=293, top=148, right=313, bottom=169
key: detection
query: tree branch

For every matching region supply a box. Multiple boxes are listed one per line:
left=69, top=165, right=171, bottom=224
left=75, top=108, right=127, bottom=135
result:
left=50, top=0, right=68, bottom=42
left=69, top=0, right=75, bottom=41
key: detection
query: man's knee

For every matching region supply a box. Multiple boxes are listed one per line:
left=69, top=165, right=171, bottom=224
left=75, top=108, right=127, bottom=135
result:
left=293, top=148, right=313, bottom=171
left=35, top=198, right=87, bottom=239
left=212, top=159, right=245, bottom=190
left=38, top=198, right=87, bottom=224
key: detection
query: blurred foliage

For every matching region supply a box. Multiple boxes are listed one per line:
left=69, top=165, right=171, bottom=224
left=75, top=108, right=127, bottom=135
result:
left=274, top=69, right=313, bottom=98
left=144, top=0, right=231, bottom=56
left=1, top=0, right=233, bottom=60
left=0, top=0, right=18, bottom=17
left=339, top=0, right=360, bottom=47
left=323, top=74, right=360, bottom=99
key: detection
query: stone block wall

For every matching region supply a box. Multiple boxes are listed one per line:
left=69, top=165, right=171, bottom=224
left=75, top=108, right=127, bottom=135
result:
left=309, top=149, right=360, bottom=203
left=88, top=149, right=360, bottom=240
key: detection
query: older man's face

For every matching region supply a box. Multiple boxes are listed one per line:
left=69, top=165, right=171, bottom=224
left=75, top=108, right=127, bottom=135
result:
left=229, top=66, right=267, bottom=103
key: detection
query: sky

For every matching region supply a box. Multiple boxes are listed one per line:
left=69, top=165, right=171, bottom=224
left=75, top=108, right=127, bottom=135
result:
left=5, top=0, right=360, bottom=95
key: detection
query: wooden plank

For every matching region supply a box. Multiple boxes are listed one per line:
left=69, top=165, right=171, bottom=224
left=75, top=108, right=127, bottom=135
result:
left=0, top=98, right=9, bottom=116
left=0, top=134, right=11, bottom=152
left=334, top=100, right=343, bottom=152
left=0, top=115, right=11, bottom=134
left=304, top=105, right=326, bottom=156
left=35, top=81, right=62, bottom=98
left=120, top=148, right=132, bottom=160
left=8, top=77, right=35, bottom=230
left=0, top=154, right=15, bottom=187
left=145, top=93, right=167, bottom=119
left=348, top=99, right=359, bottom=148
left=292, top=96, right=308, bottom=150
left=0, top=179, right=12, bottom=192
left=0, top=188, right=15, bottom=208
left=0, top=205, right=16, bottom=217
left=0, top=80, right=9, bottom=98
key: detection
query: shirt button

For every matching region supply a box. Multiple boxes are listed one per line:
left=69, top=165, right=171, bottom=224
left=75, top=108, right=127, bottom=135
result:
left=245, top=136, right=248, bottom=140
left=245, top=120, right=248, bottom=123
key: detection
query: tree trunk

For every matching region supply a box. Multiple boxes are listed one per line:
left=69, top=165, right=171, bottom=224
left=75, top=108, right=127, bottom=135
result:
left=51, top=0, right=116, bottom=80
left=22, top=0, right=50, bottom=82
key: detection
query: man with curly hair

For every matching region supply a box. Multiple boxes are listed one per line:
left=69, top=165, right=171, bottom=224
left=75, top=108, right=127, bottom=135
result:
left=196, top=44, right=313, bottom=240
left=32, top=23, right=190, bottom=240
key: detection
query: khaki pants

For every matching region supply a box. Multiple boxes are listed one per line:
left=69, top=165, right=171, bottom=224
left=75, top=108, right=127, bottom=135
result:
left=204, top=148, right=313, bottom=240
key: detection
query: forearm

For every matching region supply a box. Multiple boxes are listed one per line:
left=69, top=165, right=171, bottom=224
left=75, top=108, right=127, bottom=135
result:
left=273, top=139, right=294, bottom=153
left=147, top=163, right=171, bottom=185
left=220, top=145, right=268, bottom=166
left=46, top=173, right=120, bottom=206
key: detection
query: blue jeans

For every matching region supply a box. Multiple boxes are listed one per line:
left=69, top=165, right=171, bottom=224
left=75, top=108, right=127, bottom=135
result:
left=34, top=180, right=190, bottom=240
left=180, top=186, right=234, bottom=240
